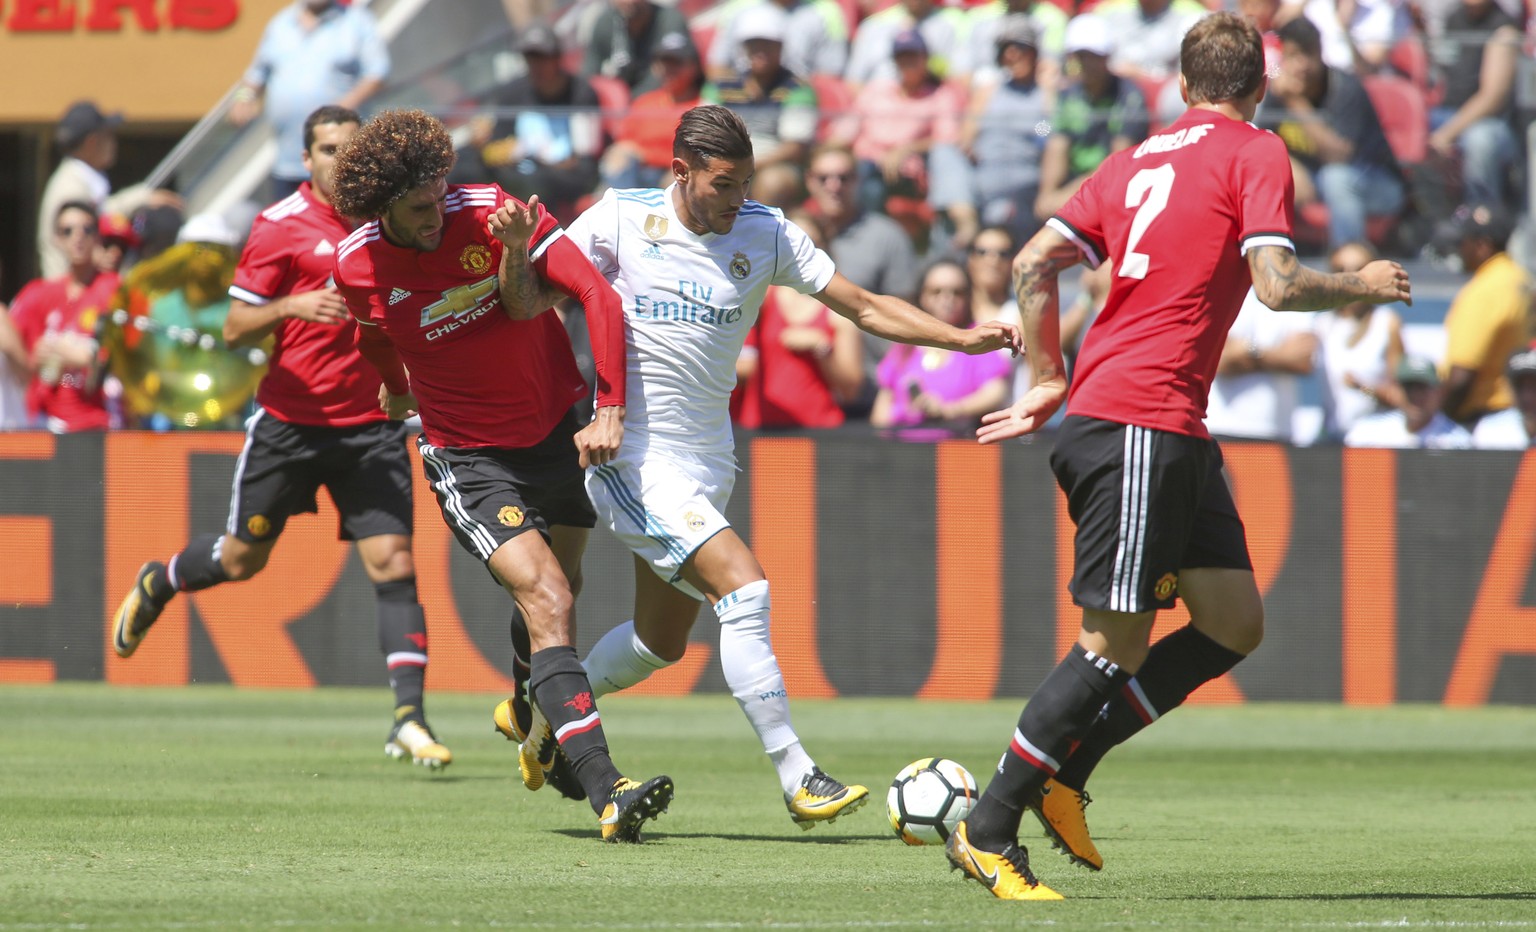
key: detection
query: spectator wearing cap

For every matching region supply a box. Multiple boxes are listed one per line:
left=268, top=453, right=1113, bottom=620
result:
left=843, top=0, right=971, bottom=87
left=457, top=23, right=601, bottom=221
left=958, top=15, right=1050, bottom=244
left=1436, top=203, right=1534, bottom=426
left=1258, top=16, right=1405, bottom=249
left=602, top=31, right=705, bottom=190
left=702, top=4, right=820, bottom=207
left=581, top=0, right=689, bottom=93
left=147, top=213, right=243, bottom=336
left=8, top=201, right=119, bottom=432
left=833, top=28, right=977, bottom=246
left=1034, top=15, right=1150, bottom=221
left=229, top=0, right=390, bottom=202
left=1344, top=356, right=1473, bottom=448
left=1472, top=343, right=1536, bottom=448
left=36, top=101, right=179, bottom=280
left=96, top=213, right=141, bottom=276
left=957, top=0, right=1067, bottom=89
left=705, top=0, right=849, bottom=79
left=1427, top=0, right=1522, bottom=209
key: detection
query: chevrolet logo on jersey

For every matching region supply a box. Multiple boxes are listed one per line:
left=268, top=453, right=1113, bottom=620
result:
left=420, top=276, right=499, bottom=328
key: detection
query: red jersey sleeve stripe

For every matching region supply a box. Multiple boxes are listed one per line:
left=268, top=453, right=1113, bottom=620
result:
left=229, top=285, right=271, bottom=305
left=1240, top=232, right=1295, bottom=254
left=337, top=226, right=381, bottom=261
left=529, top=226, right=566, bottom=262
left=1046, top=217, right=1104, bottom=269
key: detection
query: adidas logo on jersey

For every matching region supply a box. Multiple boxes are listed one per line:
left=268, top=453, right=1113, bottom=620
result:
left=312, top=239, right=336, bottom=256
left=640, top=243, right=665, bottom=261
left=388, top=288, right=412, bottom=305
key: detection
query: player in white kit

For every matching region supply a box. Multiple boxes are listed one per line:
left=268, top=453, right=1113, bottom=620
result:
left=504, top=105, right=1020, bottom=827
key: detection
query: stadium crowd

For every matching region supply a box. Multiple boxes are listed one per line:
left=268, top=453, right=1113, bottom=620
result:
left=2, top=0, right=1533, bottom=446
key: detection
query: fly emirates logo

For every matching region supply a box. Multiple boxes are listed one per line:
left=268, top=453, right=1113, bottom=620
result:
left=419, top=275, right=499, bottom=341
left=633, top=280, right=744, bottom=325
left=1132, top=123, right=1213, bottom=158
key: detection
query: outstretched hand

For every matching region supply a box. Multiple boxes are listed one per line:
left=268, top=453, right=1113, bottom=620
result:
left=975, top=381, right=1067, bottom=444
left=961, top=319, right=1022, bottom=356
left=487, top=195, right=541, bottom=249
left=1358, top=259, right=1412, bottom=307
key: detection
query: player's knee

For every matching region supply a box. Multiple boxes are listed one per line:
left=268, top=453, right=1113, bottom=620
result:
left=1208, top=599, right=1264, bottom=656
left=221, top=545, right=270, bottom=581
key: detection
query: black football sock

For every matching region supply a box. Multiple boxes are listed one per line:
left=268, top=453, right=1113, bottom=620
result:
left=529, top=646, right=623, bottom=813
left=1054, top=625, right=1246, bottom=792
left=966, top=645, right=1130, bottom=849
left=376, top=578, right=428, bottom=724
left=166, top=535, right=230, bottom=593
left=508, top=607, right=533, bottom=734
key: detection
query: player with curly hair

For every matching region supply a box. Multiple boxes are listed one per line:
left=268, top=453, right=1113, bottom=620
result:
left=330, top=109, right=674, bottom=843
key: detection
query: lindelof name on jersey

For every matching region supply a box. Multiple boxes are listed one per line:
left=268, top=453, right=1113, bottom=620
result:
left=634, top=279, right=743, bottom=325
left=1133, top=123, right=1213, bottom=158
left=419, top=274, right=499, bottom=340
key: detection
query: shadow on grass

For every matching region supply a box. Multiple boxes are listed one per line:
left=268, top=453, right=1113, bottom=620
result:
left=1121, top=892, right=1536, bottom=902
left=551, top=829, right=892, bottom=844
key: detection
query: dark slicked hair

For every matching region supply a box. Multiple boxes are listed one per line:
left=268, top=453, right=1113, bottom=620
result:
left=303, top=105, right=361, bottom=151
left=1181, top=12, right=1266, bottom=106
left=673, top=104, right=754, bottom=168
left=332, top=109, right=456, bottom=220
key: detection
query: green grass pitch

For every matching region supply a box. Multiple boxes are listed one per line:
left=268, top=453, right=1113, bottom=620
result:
left=3, top=685, right=1534, bottom=929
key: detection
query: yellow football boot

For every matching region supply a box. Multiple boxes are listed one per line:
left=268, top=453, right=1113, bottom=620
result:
left=945, top=821, right=1064, bottom=901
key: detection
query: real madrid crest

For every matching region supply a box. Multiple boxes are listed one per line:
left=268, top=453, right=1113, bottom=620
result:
left=460, top=244, right=492, bottom=274
left=730, top=251, right=751, bottom=280
left=644, top=214, right=668, bottom=240
left=683, top=511, right=707, bottom=532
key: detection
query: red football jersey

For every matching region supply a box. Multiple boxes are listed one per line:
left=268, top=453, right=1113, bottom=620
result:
left=334, top=184, right=627, bottom=450
left=9, top=271, right=120, bottom=431
left=229, top=183, right=382, bottom=427
left=1052, top=109, right=1295, bottom=438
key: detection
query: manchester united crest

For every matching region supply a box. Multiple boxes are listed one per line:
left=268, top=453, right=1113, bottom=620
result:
left=497, top=505, right=525, bottom=528
left=1154, top=572, right=1178, bottom=601
left=644, top=214, right=668, bottom=240
left=460, top=244, right=492, bottom=274
left=730, top=251, right=751, bottom=280
left=247, top=515, right=272, bottom=538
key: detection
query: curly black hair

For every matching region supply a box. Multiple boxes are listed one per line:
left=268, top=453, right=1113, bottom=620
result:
left=331, top=109, right=456, bottom=220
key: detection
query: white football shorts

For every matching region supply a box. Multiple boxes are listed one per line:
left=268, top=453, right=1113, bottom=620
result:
left=586, top=445, right=737, bottom=600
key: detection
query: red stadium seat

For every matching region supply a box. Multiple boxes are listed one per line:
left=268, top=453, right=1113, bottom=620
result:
left=809, top=73, right=855, bottom=142
left=1386, top=36, right=1430, bottom=95
left=1362, top=73, right=1428, bottom=166
left=587, top=74, right=631, bottom=141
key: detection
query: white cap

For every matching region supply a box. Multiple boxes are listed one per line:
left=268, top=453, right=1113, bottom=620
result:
left=736, top=2, right=789, bottom=43
left=176, top=212, right=240, bottom=248
left=1064, top=14, right=1113, bottom=57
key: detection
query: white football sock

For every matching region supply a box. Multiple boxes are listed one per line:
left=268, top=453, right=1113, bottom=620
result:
left=582, top=620, right=671, bottom=698
left=715, top=580, right=814, bottom=796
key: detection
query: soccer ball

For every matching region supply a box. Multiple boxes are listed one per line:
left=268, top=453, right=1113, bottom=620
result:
left=886, top=757, right=978, bottom=846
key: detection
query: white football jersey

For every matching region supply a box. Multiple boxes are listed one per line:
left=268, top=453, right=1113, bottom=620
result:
left=565, top=187, right=837, bottom=453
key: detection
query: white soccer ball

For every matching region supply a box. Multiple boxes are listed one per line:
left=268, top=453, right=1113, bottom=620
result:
left=886, top=757, right=978, bottom=846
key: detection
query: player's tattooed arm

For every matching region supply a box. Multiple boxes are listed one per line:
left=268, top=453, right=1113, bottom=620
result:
left=489, top=196, right=561, bottom=319
left=1249, top=244, right=1412, bottom=312
left=1012, top=227, right=1084, bottom=388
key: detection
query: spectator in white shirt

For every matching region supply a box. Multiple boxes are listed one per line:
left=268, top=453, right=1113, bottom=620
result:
left=1205, top=289, right=1319, bottom=443
left=1472, top=342, right=1536, bottom=449
left=1345, top=356, right=1474, bottom=449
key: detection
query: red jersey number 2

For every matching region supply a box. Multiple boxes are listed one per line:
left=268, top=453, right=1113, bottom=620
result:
left=1120, top=164, right=1176, bottom=281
